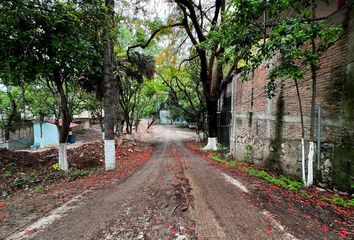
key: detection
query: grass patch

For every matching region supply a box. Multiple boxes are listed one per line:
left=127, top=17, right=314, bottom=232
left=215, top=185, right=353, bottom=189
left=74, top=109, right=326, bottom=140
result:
left=332, top=195, right=354, bottom=208
left=211, top=153, right=238, bottom=169
left=244, top=168, right=303, bottom=191
left=68, top=168, right=91, bottom=181
left=34, top=185, right=44, bottom=192
left=227, top=161, right=237, bottom=168
left=4, top=171, right=13, bottom=178
left=300, top=190, right=311, bottom=197
left=211, top=154, right=226, bottom=163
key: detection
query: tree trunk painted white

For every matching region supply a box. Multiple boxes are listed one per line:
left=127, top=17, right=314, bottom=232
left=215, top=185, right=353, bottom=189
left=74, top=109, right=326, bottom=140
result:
left=59, top=143, right=68, bottom=171
left=203, top=137, right=218, bottom=151
left=306, top=141, right=314, bottom=187
left=102, top=132, right=105, bottom=140
left=104, top=139, right=115, bottom=170
left=301, top=138, right=306, bottom=185
left=195, top=133, right=202, bottom=143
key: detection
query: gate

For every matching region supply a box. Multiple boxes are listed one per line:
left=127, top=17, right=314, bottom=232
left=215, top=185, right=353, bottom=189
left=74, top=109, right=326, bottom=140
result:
left=217, top=111, right=231, bottom=147
left=217, top=93, right=232, bottom=147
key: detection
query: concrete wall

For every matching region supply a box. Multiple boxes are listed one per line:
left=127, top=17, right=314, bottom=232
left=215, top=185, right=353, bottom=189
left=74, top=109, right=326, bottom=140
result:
left=0, top=125, right=34, bottom=150
left=160, top=110, right=172, bottom=124
left=33, top=122, right=59, bottom=148
left=73, top=118, right=91, bottom=129
left=230, top=6, right=354, bottom=191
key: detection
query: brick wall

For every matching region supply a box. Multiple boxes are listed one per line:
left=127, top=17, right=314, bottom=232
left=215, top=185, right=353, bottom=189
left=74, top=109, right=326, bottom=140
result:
left=230, top=7, right=354, bottom=191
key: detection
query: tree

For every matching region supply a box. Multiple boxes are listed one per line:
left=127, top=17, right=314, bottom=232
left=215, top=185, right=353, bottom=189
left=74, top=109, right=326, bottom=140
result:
left=114, top=51, right=156, bottom=134
left=141, top=81, right=168, bottom=129
left=0, top=86, right=22, bottom=141
left=158, top=59, right=206, bottom=142
left=166, top=0, right=236, bottom=149
left=0, top=0, right=106, bottom=170
left=102, top=0, right=116, bottom=170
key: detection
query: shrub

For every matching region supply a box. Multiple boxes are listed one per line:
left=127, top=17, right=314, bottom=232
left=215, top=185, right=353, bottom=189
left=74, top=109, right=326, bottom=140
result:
left=13, top=176, right=30, bottom=189
left=52, top=163, right=60, bottom=171
left=227, top=161, right=237, bottom=168
left=68, top=168, right=90, bottom=181
left=34, top=185, right=44, bottom=192
left=5, top=171, right=13, bottom=178
left=211, top=154, right=225, bottom=163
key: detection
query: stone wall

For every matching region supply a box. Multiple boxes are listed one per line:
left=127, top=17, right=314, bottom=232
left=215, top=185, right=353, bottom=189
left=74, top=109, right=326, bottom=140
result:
left=230, top=6, right=354, bottom=191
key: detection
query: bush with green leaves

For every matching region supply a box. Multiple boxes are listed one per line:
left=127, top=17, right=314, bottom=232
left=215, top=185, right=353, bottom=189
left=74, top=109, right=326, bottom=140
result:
left=68, top=168, right=91, bottom=181
left=211, top=154, right=226, bottom=163
left=34, top=185, right=44, bottom=192
left=332, top=195, right=354, bottom=208
left=4, top=171, right=13, bottom=178
left=13, top=176, right=30, bottom=189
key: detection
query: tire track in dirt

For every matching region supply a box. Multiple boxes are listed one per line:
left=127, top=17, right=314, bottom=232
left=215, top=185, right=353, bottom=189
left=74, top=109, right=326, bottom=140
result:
left=175, top=140, right=297, bottom=240
left=12, top=126, right=196, bottom=240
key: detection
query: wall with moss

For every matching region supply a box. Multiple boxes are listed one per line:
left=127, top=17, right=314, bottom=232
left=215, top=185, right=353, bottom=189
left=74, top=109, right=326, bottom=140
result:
left=230, top=6, right=354, bottom=192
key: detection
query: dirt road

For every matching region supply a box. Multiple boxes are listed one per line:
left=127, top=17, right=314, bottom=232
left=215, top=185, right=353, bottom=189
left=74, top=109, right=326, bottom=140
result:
left=5, top=125, right=345, bottom=240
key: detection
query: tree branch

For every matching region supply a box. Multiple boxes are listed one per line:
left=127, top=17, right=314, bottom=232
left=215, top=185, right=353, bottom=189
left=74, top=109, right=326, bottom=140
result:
left=219, top=60, right=238, bottom=95
left=127, top=23, right=183, bottom=58
left=178, top=54, right=199, bottom=70
left=176, top=0, right=206, bottom=42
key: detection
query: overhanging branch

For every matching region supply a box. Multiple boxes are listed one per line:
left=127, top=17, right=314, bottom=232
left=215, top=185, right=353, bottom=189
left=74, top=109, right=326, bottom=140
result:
left=127, top=23, right=183, bottom=58
left=178, top=54, right=199, bottom=70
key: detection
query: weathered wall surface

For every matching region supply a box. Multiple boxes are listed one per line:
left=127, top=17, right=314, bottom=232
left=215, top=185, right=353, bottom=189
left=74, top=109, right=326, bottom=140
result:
left=0, top=125, right=34, bottom=149
left=230, top=7, right=354, bottom=191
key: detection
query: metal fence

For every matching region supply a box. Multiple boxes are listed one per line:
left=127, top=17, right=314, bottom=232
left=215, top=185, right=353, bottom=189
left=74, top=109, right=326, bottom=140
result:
left=217, top=110, right=232, bottom=148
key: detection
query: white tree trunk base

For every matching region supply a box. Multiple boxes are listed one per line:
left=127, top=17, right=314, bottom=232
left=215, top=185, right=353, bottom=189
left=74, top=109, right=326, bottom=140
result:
left=102, top=132, right=105, bottom=140
left=104, top=140, right=116, bottom=170
left=195, top=133, right=202, bottom=143
left=125, top=134, right=134, bottom=141
left=306, top=141, right=314, bottom=187
left=59, top=143, right=68, bottom=171
left=301, top=138, right=306, bottom=185
left=203, top=137, right=218, bottom=151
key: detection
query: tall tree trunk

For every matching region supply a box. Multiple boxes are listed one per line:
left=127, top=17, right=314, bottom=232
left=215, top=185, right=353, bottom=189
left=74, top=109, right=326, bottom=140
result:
left=307, top=59, right=317, bottom=187
left=125, top=114, right=130, bottom=134
left=203, top=99, right=218, bottom=150
left=195, top=118, right=202, bottom=143
left=4, top=91, right=18, bottom=142
left=307, top=8, right=317, bottom=187
left=103, top=0, right=115, bottom=170
left=39, top=113, right=44, bottom=148
left=295, top=79, right=306, bottom=185
left=114, top=80, right=121, bottom=137
left=54, top=73, right=71, bottom=171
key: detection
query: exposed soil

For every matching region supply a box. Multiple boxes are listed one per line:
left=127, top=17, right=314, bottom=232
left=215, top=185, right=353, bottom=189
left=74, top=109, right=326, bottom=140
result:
left=0, top=137, right=154, bottom=239
left=12, top=126, right=197, bottom=240
left=2, top=125, right=353, bottom=240
left=74, top=126, right=103, bottom=143
left=185, top=141, right=354, bottom=240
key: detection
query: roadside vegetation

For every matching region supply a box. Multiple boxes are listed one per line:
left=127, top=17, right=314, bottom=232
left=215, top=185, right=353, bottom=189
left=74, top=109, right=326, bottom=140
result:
left=187, top=141, right=354, bottom=210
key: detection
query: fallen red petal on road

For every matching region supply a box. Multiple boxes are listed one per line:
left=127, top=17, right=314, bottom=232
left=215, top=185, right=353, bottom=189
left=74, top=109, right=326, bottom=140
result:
left=266, top=226, right=273, bottom=234
left=322, top=226, right=329, bottom=232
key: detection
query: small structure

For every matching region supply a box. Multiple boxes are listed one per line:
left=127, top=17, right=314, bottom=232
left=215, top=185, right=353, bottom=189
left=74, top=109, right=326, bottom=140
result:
left=33, top=120, right=79, bottom=148
left=72, top=111, right=92, bottom=129
left=159, top=110, right=172, bottom=124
